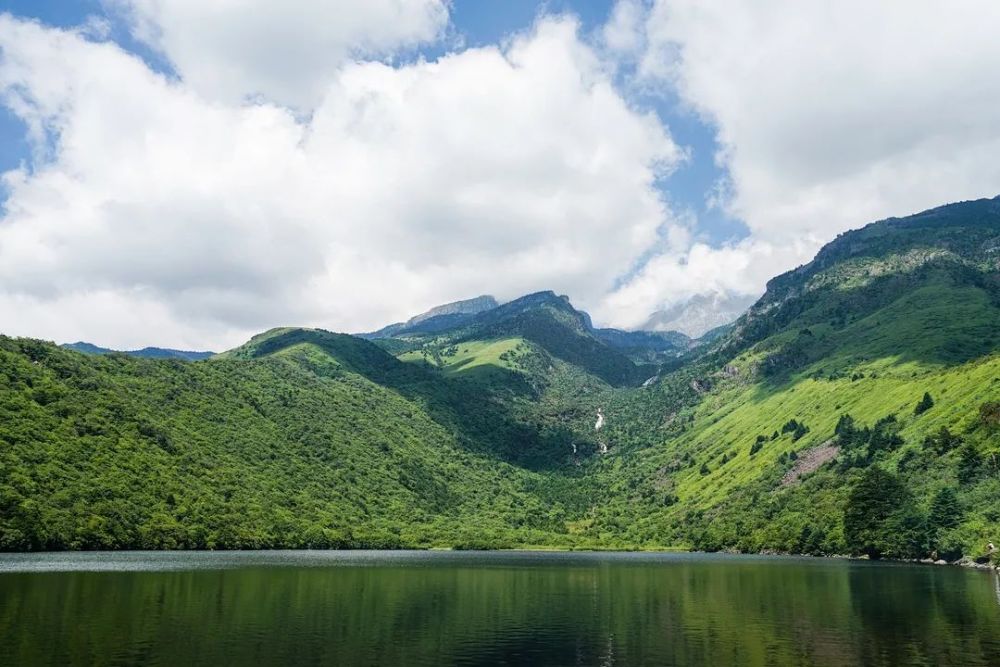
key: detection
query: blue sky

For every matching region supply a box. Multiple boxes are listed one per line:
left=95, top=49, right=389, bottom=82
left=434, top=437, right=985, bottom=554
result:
left=0, top=0, right=745, bottom=246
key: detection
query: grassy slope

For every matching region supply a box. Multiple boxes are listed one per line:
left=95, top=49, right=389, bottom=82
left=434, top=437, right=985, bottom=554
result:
left=579, top=270, right=1000, bottom=555
left=398, top=338, right=526, bottom=376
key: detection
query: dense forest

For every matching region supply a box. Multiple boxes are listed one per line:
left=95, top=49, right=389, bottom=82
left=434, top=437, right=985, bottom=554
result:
left=1, top=197, right=999, bottom=564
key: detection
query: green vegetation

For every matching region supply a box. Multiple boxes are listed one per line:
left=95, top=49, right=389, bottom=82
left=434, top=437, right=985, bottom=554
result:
left=0, top=335, right=599, bottom=550
left=915, top=391, right=935, bottom=415
left=1, top=197, right=999, bottom=558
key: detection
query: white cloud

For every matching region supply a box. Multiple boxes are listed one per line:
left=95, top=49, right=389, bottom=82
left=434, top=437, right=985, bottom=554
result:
left=0, top=14, right=682, bottom=349
left=9, top=2, right=993, bottom=349
left=601, top=0, right=645, bottom=57
left=111, top=0, right=450, bottom=109
left=593, top=239, right=804, bottom=328
left=644, top=0, right=1000, bottom=234
left=596, top=0, right=1000, bottom=315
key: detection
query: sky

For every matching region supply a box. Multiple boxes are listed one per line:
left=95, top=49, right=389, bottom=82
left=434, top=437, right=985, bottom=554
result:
left=1, top=1, right=998, bottom=350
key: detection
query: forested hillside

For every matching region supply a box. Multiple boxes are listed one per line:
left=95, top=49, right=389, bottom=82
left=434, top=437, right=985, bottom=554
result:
left=1, top=197, right=998, bottom=562
left=0, top=335, right=593, bottom=550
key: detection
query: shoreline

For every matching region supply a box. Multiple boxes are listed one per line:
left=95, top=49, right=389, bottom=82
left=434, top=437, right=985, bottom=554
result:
left=1, top=546, right=996, bottom=573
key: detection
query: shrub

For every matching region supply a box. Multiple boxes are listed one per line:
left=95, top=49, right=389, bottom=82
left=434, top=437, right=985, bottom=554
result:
left=980, top=401, right=1000, bottom=429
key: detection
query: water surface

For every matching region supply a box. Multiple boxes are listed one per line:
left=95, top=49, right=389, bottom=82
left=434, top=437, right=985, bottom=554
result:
left=2, top=550, right=998, bottom=666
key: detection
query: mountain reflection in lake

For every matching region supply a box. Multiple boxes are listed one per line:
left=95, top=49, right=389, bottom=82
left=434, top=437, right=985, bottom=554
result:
left=2, top=551, right=999, bottom=666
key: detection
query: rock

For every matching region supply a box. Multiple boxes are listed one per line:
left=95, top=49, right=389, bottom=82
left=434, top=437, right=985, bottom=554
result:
left=779, top=440, right=840, bottom=487
left=935, top=559, right=948, bottom=565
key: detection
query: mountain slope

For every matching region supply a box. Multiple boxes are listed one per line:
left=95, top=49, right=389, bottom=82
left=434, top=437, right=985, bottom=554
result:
left=363, top=295, right=500, bottom=339
left=579, top=196, right=1000, bottom=559
left=0, top=334, right=594, bottom=550
left=379, top=291, right=654, bottom=386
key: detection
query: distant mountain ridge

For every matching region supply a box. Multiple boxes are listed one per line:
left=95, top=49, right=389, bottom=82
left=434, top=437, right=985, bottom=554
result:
left=362, top=295, right=499, bottom=338
left=62, top=342, right=214, bottom=361
left=643, top=291, right=758, bottom=338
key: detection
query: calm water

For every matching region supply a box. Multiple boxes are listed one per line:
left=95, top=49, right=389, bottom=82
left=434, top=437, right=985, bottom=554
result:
left=2, top=551, right=999, bottom=666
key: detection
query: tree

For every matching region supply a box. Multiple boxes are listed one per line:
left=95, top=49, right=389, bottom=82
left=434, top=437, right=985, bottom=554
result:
left=867, top=415, right=904, bottom=457
left=914, top=392, right=934, bottom=415
left=835, top=414, right=857, bottom=443
left=923, top=426, right=961, bottom=455
left=699, top=462, right=710, bottom=476
left=957, top=445, right=983, bottom=484
left=843, top=467, right=919, bottom=559
left=929, top=487, right=962, bottom=531
left=792, top=422, right=810, bottom=441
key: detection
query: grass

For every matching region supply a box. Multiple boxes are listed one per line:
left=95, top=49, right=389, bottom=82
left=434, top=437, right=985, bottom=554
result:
left=399, top=338, right=528, bottom=376
left=672, top=353, right=1000, bottom=508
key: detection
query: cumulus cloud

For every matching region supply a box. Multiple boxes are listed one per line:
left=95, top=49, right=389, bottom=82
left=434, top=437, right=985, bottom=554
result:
left=110, top=0, right=450, bottom=109
left=7, top=2, right=995, bottom=349
left=0, top=14, right=682, bottom=349
left=593, top=0, right=1000, bottom=321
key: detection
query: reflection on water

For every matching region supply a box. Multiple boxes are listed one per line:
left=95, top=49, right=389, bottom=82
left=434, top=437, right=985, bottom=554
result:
left=1, top=551, right=999, bottom=666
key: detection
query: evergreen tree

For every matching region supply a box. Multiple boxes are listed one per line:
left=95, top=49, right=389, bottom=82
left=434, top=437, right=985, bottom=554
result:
left=843, top=467, right=915, bottom=559
left=867, top=415, right=904, bottom=457
left=929, top=487, right=962, bottom=533
left=914, top=392, right=934, bottom=415
left=834, top=414, right=857, bottom=444
left=792, top=422, right=810, bottom=441
left=957, top=445, right=983, bottom=484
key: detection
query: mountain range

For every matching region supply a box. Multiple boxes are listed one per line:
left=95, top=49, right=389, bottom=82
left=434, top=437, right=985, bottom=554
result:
left=2, top=196, right=998, bottom=562
left=61, top=342, right=215, bottom=361
left=642, top=291, right=759, bottom=338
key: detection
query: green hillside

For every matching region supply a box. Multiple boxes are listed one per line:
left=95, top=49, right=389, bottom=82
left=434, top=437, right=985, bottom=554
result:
left=576, top=198, right=1000, bottom=559
left=1, top=197, right=998, bottom=561
left=0, top=335, right=595, bottom=550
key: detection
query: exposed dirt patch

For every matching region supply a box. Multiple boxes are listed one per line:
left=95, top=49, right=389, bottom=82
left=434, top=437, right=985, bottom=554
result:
left=781, top=440, right=840, bottom=487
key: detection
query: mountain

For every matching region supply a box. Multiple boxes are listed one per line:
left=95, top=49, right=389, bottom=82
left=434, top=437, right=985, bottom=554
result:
left=1, top=329, right=593, bottom=550
left=376, top=290, right=692, bottom=383
left=61, top=341, right=214, bottom=361
left=362, top=295, right=499, bottom=339
left=2, top=197, right=999, bottom=561
left=643, top=291, right=758, bottom=338
left=581, top=196, right=1000, bottom=558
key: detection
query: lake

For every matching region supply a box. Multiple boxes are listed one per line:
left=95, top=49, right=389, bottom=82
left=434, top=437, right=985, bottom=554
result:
left=2, top=551, right=998, bottom=666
